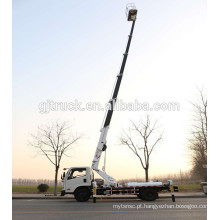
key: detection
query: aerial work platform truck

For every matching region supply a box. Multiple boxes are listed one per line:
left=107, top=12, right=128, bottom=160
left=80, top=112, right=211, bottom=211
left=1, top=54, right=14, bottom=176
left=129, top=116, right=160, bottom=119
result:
left=61, top=4, right=177, bottom=202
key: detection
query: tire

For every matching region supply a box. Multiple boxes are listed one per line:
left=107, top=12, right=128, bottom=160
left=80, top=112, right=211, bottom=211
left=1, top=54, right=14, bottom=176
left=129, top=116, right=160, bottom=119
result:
left=74, top=188, right=91, bottom=202
left=141, top=188, right=158, bottom=201
left=137, top=193, right=144, bottom=200
left=60, top=190, right=65, bottom=196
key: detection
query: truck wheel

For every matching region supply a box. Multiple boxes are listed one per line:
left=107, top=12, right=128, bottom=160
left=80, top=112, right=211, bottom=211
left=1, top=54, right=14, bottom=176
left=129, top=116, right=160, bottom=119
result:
left=74, top=188, right=91, bottom=202
left=141, top=188, right=158, bottom=201
left=137, top=193, right=144, bottom=200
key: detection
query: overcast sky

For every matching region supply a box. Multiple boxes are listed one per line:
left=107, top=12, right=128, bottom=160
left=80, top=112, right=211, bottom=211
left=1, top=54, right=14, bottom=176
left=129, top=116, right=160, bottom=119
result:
left=13, top=0, right=207, bottom=180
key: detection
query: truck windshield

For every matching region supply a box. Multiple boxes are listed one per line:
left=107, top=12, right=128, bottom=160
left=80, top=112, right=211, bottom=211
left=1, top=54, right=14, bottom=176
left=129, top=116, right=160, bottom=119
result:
left=67, top=168, right=86, bottom=180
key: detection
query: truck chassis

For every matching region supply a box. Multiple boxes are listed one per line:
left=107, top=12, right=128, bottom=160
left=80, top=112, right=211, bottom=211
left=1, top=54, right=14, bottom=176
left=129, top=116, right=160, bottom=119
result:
left=62, top=181, right=177, bottom=202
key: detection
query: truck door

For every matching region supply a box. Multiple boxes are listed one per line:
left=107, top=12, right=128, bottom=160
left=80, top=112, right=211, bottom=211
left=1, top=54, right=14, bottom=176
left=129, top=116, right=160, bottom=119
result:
left=65, top=168, right=89, bottom=193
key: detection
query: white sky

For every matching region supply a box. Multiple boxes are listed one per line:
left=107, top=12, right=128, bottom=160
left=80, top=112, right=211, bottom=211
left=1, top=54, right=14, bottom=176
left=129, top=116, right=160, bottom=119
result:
left=12, top=0, right=207, bottom=180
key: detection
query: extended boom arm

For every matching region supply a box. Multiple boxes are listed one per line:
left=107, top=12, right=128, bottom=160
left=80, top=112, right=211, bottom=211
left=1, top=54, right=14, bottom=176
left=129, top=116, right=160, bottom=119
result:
left=91, top=6, right=137, bottom=186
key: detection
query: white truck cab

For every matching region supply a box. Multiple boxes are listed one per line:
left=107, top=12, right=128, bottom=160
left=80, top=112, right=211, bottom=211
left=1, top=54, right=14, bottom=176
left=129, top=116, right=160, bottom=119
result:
left=61, top=167, right=94, bottom=201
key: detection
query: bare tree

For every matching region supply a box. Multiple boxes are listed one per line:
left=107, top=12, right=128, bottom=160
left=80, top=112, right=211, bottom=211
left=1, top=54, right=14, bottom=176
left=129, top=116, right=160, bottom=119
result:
left=188, top=89, right=207, bottom=181
left=120, top=115, right=163, bottom=182
left=30, top=121, right=81, bottom=195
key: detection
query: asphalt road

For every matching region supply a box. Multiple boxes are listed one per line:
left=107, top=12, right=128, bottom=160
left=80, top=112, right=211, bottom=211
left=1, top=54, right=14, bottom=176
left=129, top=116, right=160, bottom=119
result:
left=13, top=197, right=207, bottom=220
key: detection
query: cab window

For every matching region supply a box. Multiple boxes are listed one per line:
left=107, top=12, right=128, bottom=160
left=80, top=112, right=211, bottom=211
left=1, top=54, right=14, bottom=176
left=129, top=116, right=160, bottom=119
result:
left=67, top=168, right=86, bottom=180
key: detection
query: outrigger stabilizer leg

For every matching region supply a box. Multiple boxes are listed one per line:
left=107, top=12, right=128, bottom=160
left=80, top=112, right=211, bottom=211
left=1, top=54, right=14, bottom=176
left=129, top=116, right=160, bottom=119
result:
left=169, top=180, right=176, bottom=202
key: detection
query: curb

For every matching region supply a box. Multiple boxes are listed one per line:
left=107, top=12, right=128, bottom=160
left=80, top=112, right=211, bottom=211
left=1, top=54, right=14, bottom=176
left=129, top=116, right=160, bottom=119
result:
left=12, top=195, right=207, bottom=200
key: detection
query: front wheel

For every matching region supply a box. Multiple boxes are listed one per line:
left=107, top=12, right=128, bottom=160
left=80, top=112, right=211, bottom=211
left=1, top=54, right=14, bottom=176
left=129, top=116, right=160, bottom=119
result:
left=74, top=188, right=91, bottom=202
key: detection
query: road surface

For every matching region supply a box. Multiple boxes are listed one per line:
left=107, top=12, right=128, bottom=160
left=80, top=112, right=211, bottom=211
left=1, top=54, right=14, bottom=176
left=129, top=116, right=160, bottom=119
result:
left=13, top=197, right=207, bottom=220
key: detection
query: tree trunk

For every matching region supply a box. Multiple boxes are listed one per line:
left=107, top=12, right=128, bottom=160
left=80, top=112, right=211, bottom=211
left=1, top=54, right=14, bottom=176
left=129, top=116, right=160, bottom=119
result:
left=54, top=167, right=58, bottom=196
left=145, top=155, right=149, bottom=182
left=145, top=167, right=149, bottom=182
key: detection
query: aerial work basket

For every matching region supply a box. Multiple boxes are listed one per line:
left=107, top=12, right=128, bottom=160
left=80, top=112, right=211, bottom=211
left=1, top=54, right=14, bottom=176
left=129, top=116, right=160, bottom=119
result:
left=126, top=3, right=138, bottom=21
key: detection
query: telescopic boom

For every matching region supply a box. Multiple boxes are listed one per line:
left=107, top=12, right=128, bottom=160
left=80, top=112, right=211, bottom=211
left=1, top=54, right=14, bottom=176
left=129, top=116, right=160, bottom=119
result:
left=91, top=4, right=138, bottom=186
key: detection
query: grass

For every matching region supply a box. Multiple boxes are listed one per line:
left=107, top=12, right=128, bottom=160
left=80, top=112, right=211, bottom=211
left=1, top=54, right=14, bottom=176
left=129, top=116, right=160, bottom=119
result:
left=177, top=184, right=202, bottom=191
left=12, top=185, right=62, bottom=194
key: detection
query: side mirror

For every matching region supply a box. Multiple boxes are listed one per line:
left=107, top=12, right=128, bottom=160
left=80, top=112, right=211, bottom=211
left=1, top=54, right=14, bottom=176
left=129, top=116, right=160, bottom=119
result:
left=63, top=172, right=65, bottom=178
left=61, top=174, right=63, bottom=180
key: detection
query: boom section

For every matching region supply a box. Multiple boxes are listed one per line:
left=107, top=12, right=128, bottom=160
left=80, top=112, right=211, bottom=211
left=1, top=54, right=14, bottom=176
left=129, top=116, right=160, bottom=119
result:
left=92, top=20, right=136, bottom=185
